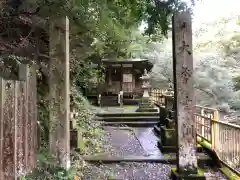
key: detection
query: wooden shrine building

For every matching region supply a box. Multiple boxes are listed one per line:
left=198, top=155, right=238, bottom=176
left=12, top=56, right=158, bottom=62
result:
left=87, top=58, right=153, bottom=105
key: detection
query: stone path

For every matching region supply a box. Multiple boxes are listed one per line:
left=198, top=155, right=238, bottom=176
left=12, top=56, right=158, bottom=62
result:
left=82, top=106, right=227, bottom=180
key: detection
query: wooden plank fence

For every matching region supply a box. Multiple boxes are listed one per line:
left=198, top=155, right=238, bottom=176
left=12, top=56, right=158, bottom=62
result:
left=150, top=88, right=240, bottom=175
left=0, top=64, right=37, bottom=178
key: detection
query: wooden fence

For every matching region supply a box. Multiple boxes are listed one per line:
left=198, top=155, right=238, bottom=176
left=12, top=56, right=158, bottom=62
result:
left=0, top=64, right=37, bottom=178
left=150, top=88, right=240, bottom=175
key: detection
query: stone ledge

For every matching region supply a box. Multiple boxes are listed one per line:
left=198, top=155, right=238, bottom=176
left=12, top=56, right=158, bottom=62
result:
left=157, top=140, right=203, bottom=153
left=102, top=121, right=159, bottom=127
left=83, top=153, right=211, bottom=165
left=136, top=107, right=158, bottom=112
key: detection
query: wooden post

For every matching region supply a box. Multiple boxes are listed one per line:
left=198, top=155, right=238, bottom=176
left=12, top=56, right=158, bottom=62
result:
left=0, top=78, right=4, bottom=179
left=120, top=64, right=123, bottom=92
left=171, top=12, right=205, bottom=179
left=49, top=16, right=70, bottom=169
left=2, top=80, right=16, bottom=179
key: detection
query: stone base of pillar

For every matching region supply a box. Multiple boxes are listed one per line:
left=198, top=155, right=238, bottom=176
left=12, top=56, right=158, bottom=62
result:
left=158, top=140, right=176, bottom=153
left=160, top=126, right=176, bottom=146
left=159, top=106, right=168, bottom=126
left=139, top=97, right=153, bottom=107
left=171, top=168, right=206, bottom=180
left=153, top=125, right=161, bottom=135
left=136, top=97, right=157, bottom=112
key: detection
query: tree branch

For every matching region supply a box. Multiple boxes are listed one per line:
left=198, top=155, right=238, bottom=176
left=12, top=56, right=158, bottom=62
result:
left=195, top=86, right=215, bottom=97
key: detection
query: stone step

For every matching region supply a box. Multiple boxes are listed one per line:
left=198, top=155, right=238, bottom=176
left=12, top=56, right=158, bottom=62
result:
left=102, top=121, right=159, bottom=127
left=100, top=104, right=120, bottom=107
left=95, top=116, right=160, bottom=122
left=136, top=107, right=159, bottom=112
left=157, top=140, right=204, bottom=153
left=123, top=99, right=139, bottom=105
left=96, top=112, right=159, bottom=117
left=83, top=153, right=212, bottom=165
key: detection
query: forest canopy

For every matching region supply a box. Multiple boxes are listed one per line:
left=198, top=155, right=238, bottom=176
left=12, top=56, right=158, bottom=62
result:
left=2, top=0, right=240, bottom=179
left=139, top=15, right=240, bottom=112
left=1, top=0, right=240, bottom=113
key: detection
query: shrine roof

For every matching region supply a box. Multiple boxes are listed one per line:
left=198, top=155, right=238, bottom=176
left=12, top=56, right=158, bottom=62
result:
left=101, top=58, right=152, bottom=64
left=90, top=58, right=153, bottom=70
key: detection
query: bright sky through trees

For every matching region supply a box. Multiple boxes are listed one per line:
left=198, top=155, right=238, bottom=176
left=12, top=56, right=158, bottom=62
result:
left=192, top=0, right=240, bottom=26
left=139, top=0, right=240, bottom=32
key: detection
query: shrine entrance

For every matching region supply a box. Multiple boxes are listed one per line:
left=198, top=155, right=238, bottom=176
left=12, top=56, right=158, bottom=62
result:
left=86, top=58, right=154, bottom=106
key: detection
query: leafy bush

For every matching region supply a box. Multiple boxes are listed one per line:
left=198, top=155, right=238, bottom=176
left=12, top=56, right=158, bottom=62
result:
left=22, top=148, right=78, bottom=180
left=25, top=85, right=105, bottom=179
left=70, top=85, right=103, bottom=154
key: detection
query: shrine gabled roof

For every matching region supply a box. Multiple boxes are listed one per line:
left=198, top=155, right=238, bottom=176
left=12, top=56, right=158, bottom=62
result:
left=101, top=58, right=152, bottom=64
left=90, top=58, right=153, bottom=70
left=101, top=58, right=153, bottom=70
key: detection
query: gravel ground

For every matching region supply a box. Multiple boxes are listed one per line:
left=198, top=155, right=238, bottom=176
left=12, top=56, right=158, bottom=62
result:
left=81, top=162, right=227, bottom=180
left=102, top=127, right=147, bottom=156
left=204, top=168, right=227, bottom=180
left=81, top=162, right=173, bottom=180
left=106, top=162, right=173, bottom=180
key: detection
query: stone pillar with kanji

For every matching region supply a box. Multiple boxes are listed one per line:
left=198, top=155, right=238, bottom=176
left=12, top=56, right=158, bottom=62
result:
left=170, top=12, right=206, bottom=179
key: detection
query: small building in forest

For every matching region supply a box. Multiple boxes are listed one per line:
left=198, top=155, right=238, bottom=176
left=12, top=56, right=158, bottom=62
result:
left=86, top=58, right=153, bottom=106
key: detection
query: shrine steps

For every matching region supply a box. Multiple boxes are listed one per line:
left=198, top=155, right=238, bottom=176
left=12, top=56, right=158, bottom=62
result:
left=83, top=106, right=230, bottom=179
left=102, top=121, right=159, bottom=127
left=96, top=112, right=159, bottom=117
left=99, top=96, right=144, bottom=106
left=83, top=153, right=212, bottom=167
left=95, top=110, right=159, bottom=127
left=95, top=116, right=159, bottom=122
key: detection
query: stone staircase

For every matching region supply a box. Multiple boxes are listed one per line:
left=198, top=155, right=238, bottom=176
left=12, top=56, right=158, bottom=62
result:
left=89, top=109, right=213, bottom=165
left=100, top=95, right=141, bottom=106
left=83, top=108, right=225, bottom=180
left=95, top=111, right=160, bottom=127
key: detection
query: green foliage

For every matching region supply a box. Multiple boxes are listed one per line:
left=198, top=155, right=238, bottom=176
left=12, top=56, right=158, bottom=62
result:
left=22, top=148, right=77, bottom=180
left=17, top=0, right=193, bottom=58
left=70, top=85, right=103, bottom=154
left=132, top=16, right=240, bottom=112
left=25, top=86, right=105, bottom=179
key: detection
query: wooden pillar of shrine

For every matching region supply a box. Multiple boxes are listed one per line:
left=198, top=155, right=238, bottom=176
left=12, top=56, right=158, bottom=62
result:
left=120, top=64, right=123, bottom=92
left=171, top=12, right=205, bottom=179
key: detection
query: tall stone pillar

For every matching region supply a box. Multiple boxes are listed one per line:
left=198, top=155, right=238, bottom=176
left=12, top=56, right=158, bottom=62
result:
left=49, top=16, right=70, bottom=169
left=171, top=12, right=205, bottom=179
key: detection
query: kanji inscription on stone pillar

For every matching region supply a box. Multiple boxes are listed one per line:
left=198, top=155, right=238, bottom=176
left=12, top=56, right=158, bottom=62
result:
left=49, top=16, right=70, bottom=169
left=172, top=12, right=197, bottom=174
